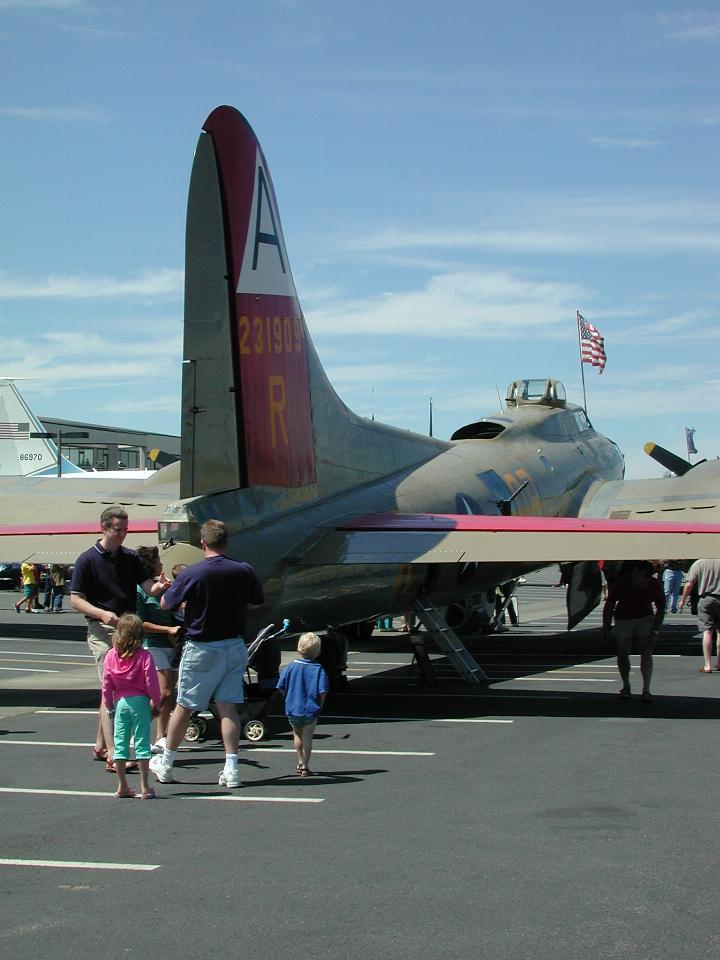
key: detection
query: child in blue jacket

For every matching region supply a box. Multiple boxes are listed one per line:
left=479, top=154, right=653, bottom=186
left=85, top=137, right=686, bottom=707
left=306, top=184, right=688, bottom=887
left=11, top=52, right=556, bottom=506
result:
left=277, top=632, right=328, bottom=777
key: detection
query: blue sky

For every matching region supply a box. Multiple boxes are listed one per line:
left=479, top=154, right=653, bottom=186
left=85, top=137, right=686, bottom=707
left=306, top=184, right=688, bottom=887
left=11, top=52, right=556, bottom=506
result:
left=1, top=0, right=719, bottom=478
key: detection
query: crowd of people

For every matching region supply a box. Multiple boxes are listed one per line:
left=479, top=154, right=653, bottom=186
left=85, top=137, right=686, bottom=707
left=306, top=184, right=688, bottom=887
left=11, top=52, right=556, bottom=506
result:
left=14, top=562, right=69, bottom=615
left=597, top=557, right=720, bottom=701
left=67, top=505, right=328, bottom=798
left=12, top=508, right=720, bottom=796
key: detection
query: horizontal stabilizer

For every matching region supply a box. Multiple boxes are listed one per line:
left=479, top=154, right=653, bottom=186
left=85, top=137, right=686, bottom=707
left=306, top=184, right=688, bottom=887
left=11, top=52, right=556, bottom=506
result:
left=148, top=448, right=180, bottom=468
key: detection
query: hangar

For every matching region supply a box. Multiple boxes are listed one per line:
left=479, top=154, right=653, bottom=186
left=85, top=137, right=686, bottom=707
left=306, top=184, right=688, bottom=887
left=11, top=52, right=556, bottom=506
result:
left=37, top=415, right=180, bottom=472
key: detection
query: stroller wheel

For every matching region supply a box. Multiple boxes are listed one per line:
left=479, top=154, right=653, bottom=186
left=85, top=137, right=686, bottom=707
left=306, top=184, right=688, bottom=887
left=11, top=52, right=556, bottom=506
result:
left=243, top=718, right=270, bottom=742
left=184, top=715, right=208, bottom=742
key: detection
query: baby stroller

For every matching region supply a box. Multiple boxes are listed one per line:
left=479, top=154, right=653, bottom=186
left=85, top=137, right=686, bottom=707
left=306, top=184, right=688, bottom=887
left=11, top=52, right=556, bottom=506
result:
left=184, top=620, right=289, bottom=744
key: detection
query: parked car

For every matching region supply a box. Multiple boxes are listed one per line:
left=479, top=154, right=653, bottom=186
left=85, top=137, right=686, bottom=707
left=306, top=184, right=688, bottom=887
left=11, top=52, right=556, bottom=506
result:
left=0, top=562, right=22, bottom=591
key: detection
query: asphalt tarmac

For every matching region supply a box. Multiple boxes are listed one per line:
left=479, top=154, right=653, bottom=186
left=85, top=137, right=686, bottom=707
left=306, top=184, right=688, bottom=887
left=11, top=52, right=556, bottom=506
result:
left=1, top=572, right=719, bottom=960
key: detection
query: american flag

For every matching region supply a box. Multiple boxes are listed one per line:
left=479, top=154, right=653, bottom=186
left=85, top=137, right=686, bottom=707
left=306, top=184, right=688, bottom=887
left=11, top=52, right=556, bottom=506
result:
left=578, top=312, right=606, bottom=373
left=0, top=421, right=30, bottom=439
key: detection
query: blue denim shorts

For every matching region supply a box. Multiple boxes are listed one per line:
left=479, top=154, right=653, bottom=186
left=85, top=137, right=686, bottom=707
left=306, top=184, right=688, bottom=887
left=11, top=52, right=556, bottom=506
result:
left=177, top=638, right=248, bottom=711
left=287, top=715, right=319, bottom=728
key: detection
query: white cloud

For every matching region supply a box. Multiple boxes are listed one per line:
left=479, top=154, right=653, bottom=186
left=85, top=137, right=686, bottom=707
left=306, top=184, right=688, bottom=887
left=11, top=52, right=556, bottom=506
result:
left=0, top=105, right=109, bottom=123
left=306, top=269, right=587, bottom=338
left=100, top=393, right=181, bottom=417
left=659, top=11, right=720, bottom=41
left=589, top=136, right=660, bottom=150
left=588, top=379, right=720, bottom=420
left=0, top=329, right=182, bottom=389
left=325, top=359, right=451, bottom=388
left=345, top=195, right=720, bottom=258
left=0, top=268, right=183, bottom=299
left=612, top=311, right=718, bottom=342
left=0, top=0, right=86, bottom=6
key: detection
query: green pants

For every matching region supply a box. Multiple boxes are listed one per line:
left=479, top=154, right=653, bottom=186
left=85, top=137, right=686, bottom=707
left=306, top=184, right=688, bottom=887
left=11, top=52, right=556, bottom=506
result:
left=113, top=696, right=152, bottom=760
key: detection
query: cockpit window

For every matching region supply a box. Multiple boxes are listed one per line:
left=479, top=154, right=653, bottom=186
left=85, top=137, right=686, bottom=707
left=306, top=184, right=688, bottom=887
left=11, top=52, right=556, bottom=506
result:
left=573, top=410, right=591, bottom=432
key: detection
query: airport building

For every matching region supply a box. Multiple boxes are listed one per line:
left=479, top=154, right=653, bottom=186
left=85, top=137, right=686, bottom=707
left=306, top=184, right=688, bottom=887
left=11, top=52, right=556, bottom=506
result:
left=38, top=416, right=180, bottom=472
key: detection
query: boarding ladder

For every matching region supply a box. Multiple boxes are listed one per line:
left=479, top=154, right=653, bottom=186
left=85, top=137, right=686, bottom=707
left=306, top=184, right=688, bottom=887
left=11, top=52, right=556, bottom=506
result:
left=412, top=597, right=488, bottom=684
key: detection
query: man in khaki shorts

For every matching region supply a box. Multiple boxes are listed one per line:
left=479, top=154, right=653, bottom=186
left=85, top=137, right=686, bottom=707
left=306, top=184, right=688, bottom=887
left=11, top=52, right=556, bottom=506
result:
left=70, top=505, right=170, bottom=771
left=678, top=559, right=720, bottom=673
left=602, top=560, right=665, bottom=703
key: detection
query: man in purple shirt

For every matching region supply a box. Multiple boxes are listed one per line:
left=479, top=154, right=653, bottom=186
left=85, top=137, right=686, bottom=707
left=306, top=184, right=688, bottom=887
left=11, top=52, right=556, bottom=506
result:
left=150, top=519, right=264, bottom=788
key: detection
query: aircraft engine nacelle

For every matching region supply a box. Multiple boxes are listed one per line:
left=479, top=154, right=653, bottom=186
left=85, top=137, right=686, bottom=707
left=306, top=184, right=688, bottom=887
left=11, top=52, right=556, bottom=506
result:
left=445, top=594, right=494, bottom=634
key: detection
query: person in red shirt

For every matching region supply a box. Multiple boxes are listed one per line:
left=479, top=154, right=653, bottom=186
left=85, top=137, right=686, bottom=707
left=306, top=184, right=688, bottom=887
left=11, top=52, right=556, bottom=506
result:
left=602, top=560, right=666, bottom=703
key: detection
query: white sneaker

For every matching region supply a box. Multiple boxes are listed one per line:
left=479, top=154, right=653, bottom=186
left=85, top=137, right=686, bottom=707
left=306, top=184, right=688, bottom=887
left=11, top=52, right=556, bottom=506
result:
left=218, top=767, right=241, bottom=788
left=151, top=737, right=166, bottom=755
left=150, top=755, right=174, bottom=783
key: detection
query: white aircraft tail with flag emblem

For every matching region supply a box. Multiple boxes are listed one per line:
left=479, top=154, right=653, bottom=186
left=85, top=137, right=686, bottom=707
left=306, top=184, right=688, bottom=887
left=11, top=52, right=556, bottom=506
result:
left=0, top=380, right=84, bottom=477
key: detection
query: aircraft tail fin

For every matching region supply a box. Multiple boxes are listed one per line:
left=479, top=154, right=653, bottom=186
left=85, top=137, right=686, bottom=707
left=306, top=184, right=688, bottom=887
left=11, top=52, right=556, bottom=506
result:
left=181, top=106, right=441, bottom=505
left=0, top=380, right=84, bottom=477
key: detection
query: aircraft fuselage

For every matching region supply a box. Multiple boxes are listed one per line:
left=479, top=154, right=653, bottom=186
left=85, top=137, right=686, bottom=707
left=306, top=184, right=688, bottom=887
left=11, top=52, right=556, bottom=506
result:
left=161, top=396, right=624, bottom=633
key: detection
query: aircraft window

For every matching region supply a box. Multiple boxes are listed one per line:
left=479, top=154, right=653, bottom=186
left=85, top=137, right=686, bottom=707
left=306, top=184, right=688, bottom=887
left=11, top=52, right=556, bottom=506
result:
left=158, top=520, right=202, bottom=548
left=522, top=380, right=548, bottom=400
left=536, top=412, right=573, bottom=440
left=476, top=469, right=511, bottom=503
left=451, top=420, right=507, bottom=440
left=538, top=414, right=575, bottom=440
left=573, top=410, right=591, bottom=432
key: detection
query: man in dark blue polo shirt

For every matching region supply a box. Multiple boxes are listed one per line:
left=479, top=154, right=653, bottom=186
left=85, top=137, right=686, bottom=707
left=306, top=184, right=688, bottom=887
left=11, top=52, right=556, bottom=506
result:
left=150, top=518, right=263, bottom=788
left=71, top=505, right=170, bottom=769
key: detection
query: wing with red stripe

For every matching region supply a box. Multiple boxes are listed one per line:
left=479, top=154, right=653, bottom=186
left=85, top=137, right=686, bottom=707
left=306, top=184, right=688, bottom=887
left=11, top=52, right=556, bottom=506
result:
left=292, top=513, right=720, bottom=565
left=0, top=519, right=158, bottom=564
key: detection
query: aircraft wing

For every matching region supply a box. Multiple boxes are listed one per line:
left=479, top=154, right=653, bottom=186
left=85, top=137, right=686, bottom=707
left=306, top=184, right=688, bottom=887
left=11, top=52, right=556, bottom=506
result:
left=0, top=519, right=158, bottom=564
left=293, top=513, right=720, bottom=565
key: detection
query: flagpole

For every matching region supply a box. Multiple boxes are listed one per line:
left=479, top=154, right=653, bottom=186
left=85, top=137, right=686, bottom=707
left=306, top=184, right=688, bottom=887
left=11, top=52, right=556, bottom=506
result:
left=576, top=310, right=588, bottom=413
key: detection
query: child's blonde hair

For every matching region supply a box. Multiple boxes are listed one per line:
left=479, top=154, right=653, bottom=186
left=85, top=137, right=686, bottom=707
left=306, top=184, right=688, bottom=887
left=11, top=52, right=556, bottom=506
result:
left=113, top=613, right=145, bottom=658
left=297, top=632, right=322, bottom=659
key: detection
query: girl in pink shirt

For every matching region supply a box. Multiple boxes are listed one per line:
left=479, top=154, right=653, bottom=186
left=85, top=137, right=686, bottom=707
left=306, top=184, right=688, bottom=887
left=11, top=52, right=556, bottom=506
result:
left=102, top=613, right=162, bottom=799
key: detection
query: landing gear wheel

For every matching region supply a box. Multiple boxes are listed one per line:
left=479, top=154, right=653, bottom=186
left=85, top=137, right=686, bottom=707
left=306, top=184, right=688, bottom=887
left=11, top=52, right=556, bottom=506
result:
left=243, top=718, right=270, bottom=742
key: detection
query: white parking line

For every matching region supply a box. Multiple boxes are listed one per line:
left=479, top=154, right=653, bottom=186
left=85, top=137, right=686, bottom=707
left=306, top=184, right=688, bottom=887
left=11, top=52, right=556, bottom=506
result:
left=0, top=740, right=434, bottom=757
left=340, top=691, right=573, bottom=700
left=0, top=649, right=93, bottom=658
left=35, top=709, right=96, bottom=715
left=0, top=787, right=323, bottom=804
left=1, top=740, right=99, bottom=747
left=0, top=636, right=81, bottom=645
left=501, top=677, right=615, bottom=683
left=323, top=714, right=513, bottom=724
left=197, top=795, right=323, bottom=803
left=0, top=857, right=159, bottom=871
left=349, top=661, right=410, bottom=666
left=0, top=666, right=59, bottom=673
left=435, top=718, right=514, bottom=724
left=247, top=747, right=434, bottom=756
